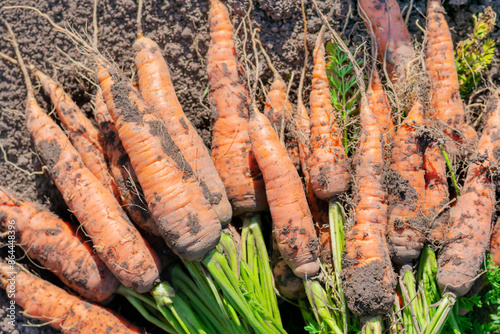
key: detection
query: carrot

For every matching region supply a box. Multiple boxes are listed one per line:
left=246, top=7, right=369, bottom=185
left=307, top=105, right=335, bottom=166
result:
left=249, top=107, right=319, bottom=278
left=358, top=0, right=415, bottom=84
left=6, top=21, right=160, bottom=293
left=0, top=188, right=119, bottom=303
left=308, top=26, right=350, bottom=200
left=366, top=68, right=395, bottom=142
left=491, top=216, right=500, bottom=267
left=341, top=96, right=396, bottom=316
left=97, top=65, right=221, bottom=261
left=208, top=0, right=267, bottom=215
left=0, top=261, right=141, bottom=333
left=387, top=100, right=426, bottom=264
left=133, top=5, right=232, bottom=225
left=31, top=66, right=119, bottom=198
left=437, top=93, right=500, bottom=296
left=426, top=0, right=477, bottom=155
left=93, top=89, right=160, bottom=236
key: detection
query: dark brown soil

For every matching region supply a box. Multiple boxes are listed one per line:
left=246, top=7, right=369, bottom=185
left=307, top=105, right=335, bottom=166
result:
left=0, top=0, right=498, bottom=333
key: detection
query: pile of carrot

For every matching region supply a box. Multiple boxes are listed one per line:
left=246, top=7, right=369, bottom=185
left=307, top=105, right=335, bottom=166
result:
left=0, top=0, right=498, bottom=333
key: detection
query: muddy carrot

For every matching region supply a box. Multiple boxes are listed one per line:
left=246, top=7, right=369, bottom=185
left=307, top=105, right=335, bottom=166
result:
left=491, top=216, right=500, bottom=267
left=208, top=0, right=267, bottom=215
left=308, top=26, right=350, bottom=200
left=366, top=68, right=395, bottom=142
left=437, top=93, right=500, bottom=296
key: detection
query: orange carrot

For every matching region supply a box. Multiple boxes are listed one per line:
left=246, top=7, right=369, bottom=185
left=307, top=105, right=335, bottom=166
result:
left=208, top=0, right=267, bottom=215
left=93, top=89, right=160, bottom=236
left=0, top=189, right=119, bottom=303
left=342, top=96, right=395, bottom=316
left=249, top=108, right=319, bottom=278
left=387, top=100, right=426, bottom=264
left=308, top=26, right=350, bottom=200
left=133, top=20, right=232, bottom=225
left=437, top=93, right=500, bottom=296
left=97, top=65, right=221, bottom=261
left=6, top=21, right=160, bottom=293
left=0, top=261, right=141, bottom=333
left=491, top=216, right=500, bottom=267
left=366, top=68, right=395, bottom=142
left=426, top=0, right=477, bottom=156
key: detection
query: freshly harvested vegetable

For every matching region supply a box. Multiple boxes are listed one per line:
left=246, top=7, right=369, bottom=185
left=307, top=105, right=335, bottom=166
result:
left=208, top=0, right=267, bottom=215
left=0, top=260, right=141, bottom=333
left=93, top=89, right=160, bottom=236
left=0, top=188, right=119, bottom=303
left=342, top=96, right=396, bottom=316
left=491, top=217, right=500, bottom=267
left=387, top=100, right=426, bottom=264
left=133, top=6, right=232, bottom=225
left=366, top=68, right=394, bottom=142
left=249, top=108, right=319, bottom=279
left=308, top=26, right=350, bottom=200
left=437, top=92, right=500, bottom=296
left=426, top=0, right=478, bottom=155
left=6, top=21, right=161, bottom=293
left=97, top=65, right=221, bottom=261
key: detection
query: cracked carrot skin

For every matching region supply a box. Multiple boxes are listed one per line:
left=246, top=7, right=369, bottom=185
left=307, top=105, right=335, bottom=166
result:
left=249, top=109, right=319, bottom=279
left=0, top=189, right=119, bottom=303
left=341, top=97, right=396, bottom=316
left=308, top=27, right=350, bottom=200
left=98, top=65, right=221, bottom=261
left=366, top=69, right=395, bottom=142
left=94, top=90, right=160, bottom=236
left=208, top=0, right=267, bottom=215
left=387, top=100, right=426, bottom=264
left=0, top=261, right=142, bottom=333
left=34, top=68, right=119, bottom=198
left=426, top=0, right=477, bottom=155
left=133, top=34, right=232, bottom=226
left=437, top=94, right=500, bottom=296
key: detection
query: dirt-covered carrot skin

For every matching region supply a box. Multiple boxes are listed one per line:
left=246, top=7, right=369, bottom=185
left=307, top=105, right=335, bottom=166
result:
left=263, top=76, right=292, bottom=143
left=426, top=0, right=477, bottom=155
left=387, top=100, right=426, bottom=264
left=358, top=0, right=415, bottom=83
left=249, top=109, right=319, bottom=279
left=0, top=189, right=119, bottom=303
left=97, top=65, right=221, bottom=261
left=208, top=0, right=267, bottom=215
left=94, top=90, right=160, bottom=236
left=491, top=217, right=500, bottom=267
left=437, top=94, right=500, bottom=296
left=0, top=261, right=142, bottom=333
left=308, top=27, right=350, bottom=200
left=366, top=69, right=395, bottom=142
left=341, top=97, right=395, bottom=316
left=133, top=35, right=232, bottom=226
left=33, top=68, right=119, bottom=198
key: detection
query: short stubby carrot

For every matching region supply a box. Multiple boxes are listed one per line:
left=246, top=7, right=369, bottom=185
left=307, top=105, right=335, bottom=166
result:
left=308, top=27, right=350, bottom=200
left=366, top=68, right=395, bottom=143
left=0, top=189, right=119, bottom=303
left=94, top=89, right=160, bottom=236
left=33, top=68, right=119, bottom=198
left=97, top=65, right=221, bottom=261
left=341, top=96, right=396, bottom=316
left=208, top=0, right=267, bottom=215
left=426, top=0, right=477, bottom=155
left=0, top=261, right=142, bottom=333
left=358, top=0, right=415, bottom=83
left=387, top=100, right=426, bottom=264
left=437, top=93, right=500, bottom=296
left=133, top=34, right=232, bottom=225
left=249, top=109, right=319, bottom=279
left=491, top=217, right=500, bottom=267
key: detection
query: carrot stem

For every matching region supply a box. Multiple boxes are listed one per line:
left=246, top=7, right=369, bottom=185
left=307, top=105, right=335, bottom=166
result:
left=363, top=315, right=383, bottom=334
left=305, top=280, right=343, bottom=334
left=422, top=293, right=455, bottom=334
left=439, top=145, right=460, bottom=196
left=123, top=295, right=175, bottom=333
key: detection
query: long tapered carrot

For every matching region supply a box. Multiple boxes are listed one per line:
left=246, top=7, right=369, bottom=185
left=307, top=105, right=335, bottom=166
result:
left=341, top=96, right=396, bottom=316
left=0, top=189, right=119, bottom=303
left=97, top=65, right=221, bottom=261
left=387, top=100, right=426, bottom=264
left=133, top=11, right=232, bottom=225
left=93, top=89, right=160, bottom=236
left=426, top=0, right=477, bottom=156
left=6, top=21, right=161, bottom=293
left=366, top=68, right=395, bottom=142
left=208, top=0, right=267, bottom=215
left=437, top=93, right=500, bottom=296
left=308, top=26, right=350, bottom=200
left=0, top=261, right=142, bottom=333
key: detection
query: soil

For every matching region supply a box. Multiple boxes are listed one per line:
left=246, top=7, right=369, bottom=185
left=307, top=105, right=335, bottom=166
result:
left=0, top=0, right=498, bottom=333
